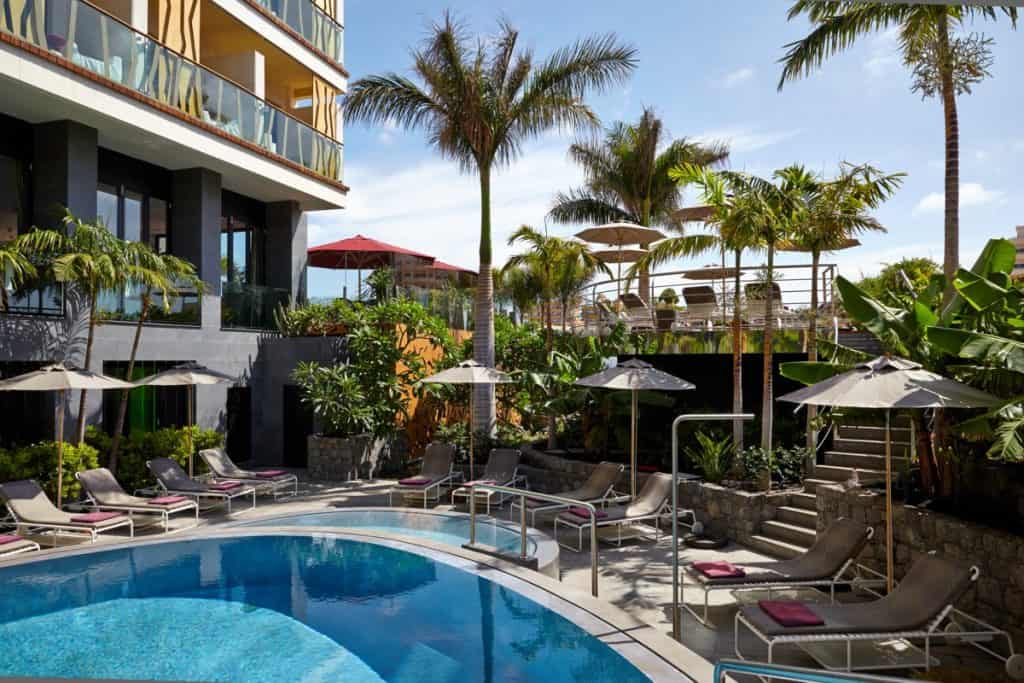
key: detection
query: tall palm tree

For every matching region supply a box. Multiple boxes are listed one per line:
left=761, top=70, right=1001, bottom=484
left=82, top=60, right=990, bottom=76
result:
left=109, top=247, right=203, bottom=471
left=549, top=108, right=728, bottom=302
left=553, top=253, right=605, bottom=334
left=781, top=163, right=903, bottom=450
left=779, top=2, right=1017, bottom=302
left=0, top=242, right=35, bottom=312
left=493, top=265, right=541, bottom=326
left=344, top=13, right=636, bottom=435
left=16, top=212, right=134, bottom=443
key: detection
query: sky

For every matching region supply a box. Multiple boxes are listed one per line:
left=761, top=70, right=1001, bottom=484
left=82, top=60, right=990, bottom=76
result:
left=307, top=1, right=1024, bottom=299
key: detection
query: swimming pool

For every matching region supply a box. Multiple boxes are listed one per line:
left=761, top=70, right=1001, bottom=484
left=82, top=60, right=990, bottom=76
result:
left=0, top=534, right=686, bottom=681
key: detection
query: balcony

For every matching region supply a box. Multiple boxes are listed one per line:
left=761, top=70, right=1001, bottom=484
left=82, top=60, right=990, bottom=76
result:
left=221, top=282, right=289, bottom=330
left=250, top=0, right=343, bottom=66
left=0, top=0, right=343, bottom=184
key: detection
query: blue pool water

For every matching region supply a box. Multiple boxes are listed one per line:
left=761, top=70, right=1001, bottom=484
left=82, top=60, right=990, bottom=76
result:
left=242, top=509, right=538, bottom=555
left=0, top=535, right=652, bottom=682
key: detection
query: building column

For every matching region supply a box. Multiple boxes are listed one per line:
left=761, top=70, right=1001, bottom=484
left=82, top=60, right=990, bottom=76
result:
left=32, top=120, right=98, bottom=229
left=265, top=201, right=307, bottom=304
left=171, top=168, right=222, bottom=296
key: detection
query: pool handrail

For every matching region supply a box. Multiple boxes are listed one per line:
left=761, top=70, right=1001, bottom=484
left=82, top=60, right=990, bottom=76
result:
left=467, top=483, right=599, bottom=598
left=714, top=658, right=916, bottom=682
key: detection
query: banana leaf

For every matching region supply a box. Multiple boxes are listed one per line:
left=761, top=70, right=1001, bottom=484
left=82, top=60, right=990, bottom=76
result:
left=941, top=238, right=1016, bottom=323
left=927, top=327, right=1024, bottom=374
left=780, top=361, right=851, bottom=386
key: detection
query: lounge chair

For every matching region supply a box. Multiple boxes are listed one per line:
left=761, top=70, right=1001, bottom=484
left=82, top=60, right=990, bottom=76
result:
left=734, top=554, right=1021, bottom=678
left=0, top=534, right=40, bottom=557
left=743, top=282, right=801, bottom=328
left=682, top=286, right=721, bottom=327
left=76, top=467, right=199, bottom=532
left=389, top=442, right=460, bottom=508
left=0, top=480, right=134, bottom=545
left=618, top=292, right=654, bottom=331
left=554, top=472, right=676, bottom=552
left=450, top=448, right=524, bottom=515
left=146, top=458, right=256, bottom=515
left=509, top=461, right=625, bottom=527
left=199, top=448, right=298, bottom=500
left=683, top=518, right=879, bottom=625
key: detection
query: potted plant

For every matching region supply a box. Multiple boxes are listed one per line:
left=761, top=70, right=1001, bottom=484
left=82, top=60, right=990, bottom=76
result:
left=655, top=288, right=679, bottom=331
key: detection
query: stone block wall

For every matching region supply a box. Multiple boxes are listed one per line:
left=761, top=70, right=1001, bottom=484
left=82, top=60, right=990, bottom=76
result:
left=817, top=483, right=1024, bottom=644
left=678, top=480, right=788, bottom=546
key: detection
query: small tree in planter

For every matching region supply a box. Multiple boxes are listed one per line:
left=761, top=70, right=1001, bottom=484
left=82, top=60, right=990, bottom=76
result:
left=293, top=363, right=374, bottom=481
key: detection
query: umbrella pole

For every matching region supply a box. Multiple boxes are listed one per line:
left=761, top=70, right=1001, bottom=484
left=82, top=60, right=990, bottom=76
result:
left=885, top=408, right=894, bottom=593
left=468, top=388, right=474, bottom=480
left=55, top=389, right=65, bottom=508
left=630, top=389, right=638, bottom=499
left=187, top=386, right=194, bottom=478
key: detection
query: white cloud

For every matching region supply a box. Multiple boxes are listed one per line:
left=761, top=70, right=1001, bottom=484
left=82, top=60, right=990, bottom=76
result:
left=864, top=27, right=900, bottom=78
left=694, top=126, right=801, bottom=154
left=721, top=67, right=754, bottom=88
left=1014, top=140, right=1024, bottom=152
left=913, top=182, right=1005, bottom=214
left=376, top=118, right=399, bottom=145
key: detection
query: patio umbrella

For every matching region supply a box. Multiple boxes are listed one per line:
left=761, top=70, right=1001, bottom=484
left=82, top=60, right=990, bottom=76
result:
left=307, top=234, right=436, bottom=300
left=671, top=205, right=716, bottom=223
left=133, top=363, right=235, bottom=477
left=420, top=360, right=512, bottom=478
left=576, top=224, right=665, bottom=301
left=0, top=363, right=133, bottom=507
left=592, top=248, right=649, bottom=300
left=576, top=359, right=695, bottom=498
left=777, top=355, right=999, bottom=591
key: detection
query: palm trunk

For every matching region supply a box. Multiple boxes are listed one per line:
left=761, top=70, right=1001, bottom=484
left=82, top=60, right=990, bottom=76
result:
left=912, top=412, right=937, bottom=498
left=109, top=291, right=150, bottom=472
left=473, top=165, right=496, bottom=437
left=760, top=246, right=775, bottom=464
left=545, top=299, right=556, bottom=449
left=74, top=292, right=98, bottom=444
left=806, top=250, right=820, bottom=453
left=939, top=19, right=959, bottom=306
left=731, top=249, right=744, bottom=449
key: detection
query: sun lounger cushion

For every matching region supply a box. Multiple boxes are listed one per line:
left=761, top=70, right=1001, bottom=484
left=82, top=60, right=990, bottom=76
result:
left=399, top=476, right=434, bottom=486
left=759, top=600, right=824, bottom=627
left=693, top=561, right=745, bottom=578
left=71, top=511, right=123, bottom=524
left=255, top=470, right=287, bottom=478
left=463, top=479, right=497, bottom=487
left=0, top=534, right=23, bottom=545
left=210, top=481, right=242, bottom=491
left=148, top=495, right=189, bottom=505
left=568, top=506, right=608, bottom=519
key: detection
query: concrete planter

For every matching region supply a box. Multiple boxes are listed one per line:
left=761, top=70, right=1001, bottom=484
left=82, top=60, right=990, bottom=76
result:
left=307, top=433, right=407, bottom=481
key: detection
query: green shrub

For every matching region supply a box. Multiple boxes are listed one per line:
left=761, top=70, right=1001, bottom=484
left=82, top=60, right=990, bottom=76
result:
left=736, top=445, right=809, bottom=486
left=684, top=431, right=734, bottom=483
left=0, top=441, right=100, bottom=501
left=85, top=425, right=224, bottom=493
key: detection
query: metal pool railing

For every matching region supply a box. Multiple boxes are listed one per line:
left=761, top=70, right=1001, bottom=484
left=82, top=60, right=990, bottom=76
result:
left=466, top=483, right=599, bottom=598
left=714, top=659, right=916, bottom=682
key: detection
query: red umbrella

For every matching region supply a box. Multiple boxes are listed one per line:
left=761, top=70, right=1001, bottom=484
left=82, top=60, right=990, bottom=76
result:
left=308, top=234, right=436, bottom=299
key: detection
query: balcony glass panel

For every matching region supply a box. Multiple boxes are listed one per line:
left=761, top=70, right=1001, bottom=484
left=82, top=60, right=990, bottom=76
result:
left=0, top=0, right=343, bottom=182
left=255, top=0, right=343, bottom=64
left=2, top=282, right=63, bottom=317
left=221, top=282, right=289, bottom=330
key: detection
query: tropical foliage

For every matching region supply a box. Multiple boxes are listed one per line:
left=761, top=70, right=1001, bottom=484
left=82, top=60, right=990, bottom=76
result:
left=0, top=440, right=99, bottom=502
left=85, top=425, right=223, bottom=495
left=856, top=257, right=939, bottom=305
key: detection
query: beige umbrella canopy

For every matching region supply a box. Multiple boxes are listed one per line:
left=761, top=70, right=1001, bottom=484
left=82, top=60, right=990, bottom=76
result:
left=777, top=238, right=861, bottom=253
left=683, top=266, right=738, bottom=280
left=778, top=355, right=999, bottom=590
left=672, top=205, right=715, bottom=223
left=592, top=248, right=648, bottom=264
left=0, top=363, right=134, bottom=506
left=420, top=360, right=512, bottom=476
left=576, top=359, right=695, bottom=498
left=134, top=362, right=235, bottom=476
left=575, top=223, right=665, bottom=247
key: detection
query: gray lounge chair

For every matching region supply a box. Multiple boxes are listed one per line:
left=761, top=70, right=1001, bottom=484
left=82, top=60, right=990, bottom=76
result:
left=199, top=448, right=298, bottom=500
left=735, top=554, right=1022, bottom=678
left=682, top=286, right=721, bottom=327
left=450, top=448, right=524, bottom=515
left=0, top=534, right=40, bottom=557
left=509, top=461, right=624, bottom=527
left=146, top=458, right=256, bottom=515
left=76, top=467, right=199, bottom=532
left=0, top=479, right=134, bottom=545
left=389, top=442, right=459, bottom=508
left=683, top=518, right=879, bottom=625
left=554, top=472, right=675, bottom=551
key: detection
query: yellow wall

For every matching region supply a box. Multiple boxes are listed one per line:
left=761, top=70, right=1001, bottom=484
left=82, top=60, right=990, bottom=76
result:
left=400, top=326, right=472, bottom=455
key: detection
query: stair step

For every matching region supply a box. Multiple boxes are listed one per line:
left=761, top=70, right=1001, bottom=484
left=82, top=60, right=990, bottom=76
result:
left=813, top=464, right=885, bottom=483
left=747, top=534, right=806, bottom=559
left=803, top=478, right=839, bottom=492
left=776, top=505, right=818, bottom=529
left=832, top=437, right=911, bottom=457
left=761, top=520, right=817, bottom=547
left=835, top=424, right=911, bottom=442
left=789, top=492, right=819, bottom=511
left=824, top=451, right=909, bottom=470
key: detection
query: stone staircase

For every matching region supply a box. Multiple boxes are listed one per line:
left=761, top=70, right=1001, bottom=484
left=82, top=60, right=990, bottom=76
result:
left=748, top=419, right=912, bottom=558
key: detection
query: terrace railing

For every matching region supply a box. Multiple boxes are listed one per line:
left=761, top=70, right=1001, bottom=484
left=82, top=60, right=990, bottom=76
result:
left=714, top=659, right=916, bottom=682
left=0, top=0, right=343, bottom=182
left=253, top=0, right=344, bottom=65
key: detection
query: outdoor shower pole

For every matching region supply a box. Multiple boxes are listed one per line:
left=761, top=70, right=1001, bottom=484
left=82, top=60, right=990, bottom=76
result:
left=671, top=412, right=753, bottom=642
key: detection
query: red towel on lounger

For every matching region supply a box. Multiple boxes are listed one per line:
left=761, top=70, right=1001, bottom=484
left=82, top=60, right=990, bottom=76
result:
left=568, top=506, right=607, bottom=519
left=463, top=479, right=497, bottom=487
left=692, top=561, right=746, bottom=578
left=210, top=481, right=242, bottom=491
left=255, top=470, right=287, bottom=478
left=0, top=534, right=24, bottom=545
left=398, top=477, right=433, bottom=486
left=758, top=600, right=824, bottom=627
left=148, top=495, right=189, bottom=505
left=71, top=512, right=122, bottom=524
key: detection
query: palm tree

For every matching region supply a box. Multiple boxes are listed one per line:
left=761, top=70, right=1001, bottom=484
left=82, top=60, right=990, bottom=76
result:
left=553, top=253, right=605, bottom=334
left=781, top=163, right=903, bottom=450
left=344, top=13, right=636, bottom=436
left=16, top=212, right=133, bottom=443
left=494, top=265, right=542, bottom=326
left=108, top=247, right=203, bottom=472
left=779, top=2, right=1017, bottom=302
left=549, top=108, right=728, bottom=302
left=0, top=242, right=35, bottom=312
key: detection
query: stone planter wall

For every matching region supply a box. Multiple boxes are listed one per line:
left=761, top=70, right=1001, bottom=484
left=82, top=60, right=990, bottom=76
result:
left=307, top=434, right=407, bottom=480
left=817, top=483, right=1024, bottom=643
left=678, top=481, right=789, bottom=546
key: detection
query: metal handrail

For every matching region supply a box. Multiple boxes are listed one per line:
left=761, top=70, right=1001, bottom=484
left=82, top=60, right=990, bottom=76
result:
left=467, top=483, right=599, bottom=597
left=714, top=659, right=915, bottom=682
left=671, top=413, right=754, bottom=641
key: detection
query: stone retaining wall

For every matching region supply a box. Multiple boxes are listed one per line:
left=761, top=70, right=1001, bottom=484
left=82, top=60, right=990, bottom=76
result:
left=817, top=483, right=1024, bottom=643
left=677, top=480, right=789, bottom=546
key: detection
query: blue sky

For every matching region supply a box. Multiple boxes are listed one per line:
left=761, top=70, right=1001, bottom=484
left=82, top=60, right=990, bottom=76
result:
left=308, top=1, right=1023, bottom=299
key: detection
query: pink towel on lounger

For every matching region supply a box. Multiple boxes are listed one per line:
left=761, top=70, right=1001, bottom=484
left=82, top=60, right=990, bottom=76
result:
left=148, top=495, right=189, bottom=505
left=463, top=479, right=497, bottom=487
left=758, top=600, right=824, bottom=627
left=71, top=512, right=122, bottom=524
left=0, top=534, right=24, bottom=545
left=210, top=481, right=242, bottom=491
left=255, top=470, right=287, bottom=478
left=692, top=561, right=746, bottom=578
left=398, top=477, right=433, bottom=486
left=568, top=506, right=607, bottom=519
